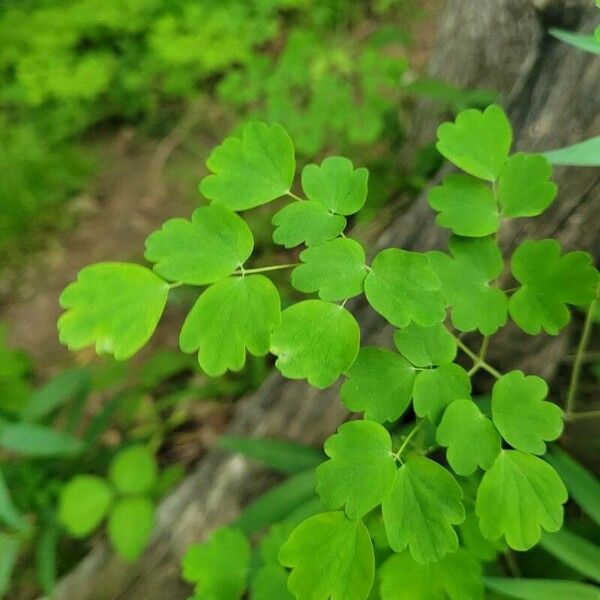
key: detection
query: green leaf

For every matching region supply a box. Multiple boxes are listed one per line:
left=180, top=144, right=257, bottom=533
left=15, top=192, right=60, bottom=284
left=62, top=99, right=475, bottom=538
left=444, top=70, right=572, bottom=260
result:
left=200, top=122, right=295, bottom=211
left=497, top=153, right=556, bottom=217
left=292, top=238, right=367, bottom=301
left=36, top=523, right=58, bottom=595
left=0, top=534, right=20, bottom=597
left=144, top=205, right=253, bottom=285
left=379, top=549, right=483, bottom=600
left=542, top=135, right=600, bottom=167
left=252, top=564, right=292, bottom=600
left=301, top=156, right=369, bottom=215
left=436, top=399, right=501, bottom=476
left=58, top=475, right=113, bottom=538
left=393, top=322, right=457, bottom=367
left=413, top=363, right=472, bottom=423
left=545, top=447, right=600, bottom=526
left=109, top=445, right=158, bottom=495
left=436, top=104, right=512, bottom=181
left=182, top=527, right=250, bottom=600
left=279, top=511, right=374, bottom=600
left=509, top=239, right=598, bottom=335
left=485, top=577, right=600, bottom=600
left=21, top=367, right=90, bottom=422
left=0, top=421, right=82, bottom=456
left=428, top=236, right=507, bottom=335
left=459, top=510, right=504, bottom=562
left=272, top=200, right=346, bottom=248
left=218, top=436, right=323, bottom=474
left=476, top=450, right=567, bottom=551
left=539, top=528, right=600, bottom=583
left=58, top=263, right=169, bottom=360
left=316, top=421, right=396, bottom=519
left=381, top=456, right=464, bottom=563
left=491, top=371, right=563, bottom=454
left=180, top=275, right=281, bottom=377
left=428, top=175, right=499, bottom=237
left=340, top=347, right=416, bottom=423
left=549, top=27, right=600, bottom=55
left=233, top=470, right=317, bottom=535
left=364, top=248, right=446, bottom=328
left=258, top=522, right=296, bottom=564
left=270, top=300, right=360, bottom=389
left=108, top=496, right=155, bottom=561
left=0, top=469, right=28, bottom=531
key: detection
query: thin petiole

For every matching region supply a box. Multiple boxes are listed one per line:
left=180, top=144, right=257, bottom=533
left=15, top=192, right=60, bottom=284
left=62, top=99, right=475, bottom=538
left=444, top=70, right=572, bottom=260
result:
left=455, top=336, right=501, bottom=379
left=565, top=293, right=598, bottom=417
left=286, top=190, right=304, bottom=202
left=168, top=282, right=184, bottom=289
left=233, top=263, right=299, bottom=275
left=564, top=410, right=600, bottom=422
left=393, top=421, right=423, bottom=462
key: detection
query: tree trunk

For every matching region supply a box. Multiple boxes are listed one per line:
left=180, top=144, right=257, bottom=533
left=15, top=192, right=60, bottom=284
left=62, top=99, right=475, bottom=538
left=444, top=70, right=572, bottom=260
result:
left=46, top=1, right=599, bottom=598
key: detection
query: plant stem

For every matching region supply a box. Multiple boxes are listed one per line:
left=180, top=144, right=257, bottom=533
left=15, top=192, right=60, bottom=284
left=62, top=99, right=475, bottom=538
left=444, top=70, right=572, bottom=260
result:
left=393, top=421, right=423, bottom=462
left=565, top=295, right=597, bottom=417
left=286, top=190, right=304, bottom=202
left=564, top=410, right=600, bottom=422
left=455, top=336, right=501, bottom=379
left=234, top=263, right=298, bottom=275
left=168, top=282, right=184, bottom=289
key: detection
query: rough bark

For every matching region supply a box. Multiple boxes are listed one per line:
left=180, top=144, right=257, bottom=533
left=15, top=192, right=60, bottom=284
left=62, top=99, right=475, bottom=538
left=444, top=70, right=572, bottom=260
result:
left=47, top=1, right=599, bottom=598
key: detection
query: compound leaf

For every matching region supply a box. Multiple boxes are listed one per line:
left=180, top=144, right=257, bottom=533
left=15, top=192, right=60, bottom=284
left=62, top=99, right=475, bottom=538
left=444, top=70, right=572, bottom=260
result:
left=301, top=156, right=368, bottom=215
left=340, top=347, right=416, bottom=423
left=428, top=236, right=507, bottom=335
left=109, top=445, right=158, bottom=495
left=58, top=475, right=113, bottom=538
left=364, top=248, right=446, bottom=328
left=379, top=549, right=483, bottom=600
left=180, top=275, right=281, bottom=376
left=491, top=370, right=563, bottom=455
left=278, top=511, right=374, bottom=600
left=508, top=239, right=598, bottom=335
left=58, top=263, right=169, bottom=360
left=436, top=104, right=512, bottom=181
left=497, top=153, right=556, bottom=218
left=382, top=456, right=464, bottom=563
left=108, top=496, right=155, bottom=561
left=316, top=420, right=397, bottom=519
left=144, top=205, right=253, bottom=285
left=270, top=300, right=360, bottom=389
left=393, top=322, right=457, bottom=367
left=182, top=527, right=250, bottom=600
left=413, top=363, right=471, bottom=424
left=200, top=122, right=295, bottom=210
left=436, top=399, right=501, bottom=476
left=251, top=564, right=292, bottom=600
left=272, top=200, right=346, bottom=248
left=476, top=450, right=567, bottom=551
left=292, top=238, right=367, bottom=301
left=428, top=175, right=499, bottom=237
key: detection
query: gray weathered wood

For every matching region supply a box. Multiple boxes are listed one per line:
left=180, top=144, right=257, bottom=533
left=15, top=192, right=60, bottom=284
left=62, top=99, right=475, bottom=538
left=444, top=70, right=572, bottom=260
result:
left=47, top=1, right=599, bottom=598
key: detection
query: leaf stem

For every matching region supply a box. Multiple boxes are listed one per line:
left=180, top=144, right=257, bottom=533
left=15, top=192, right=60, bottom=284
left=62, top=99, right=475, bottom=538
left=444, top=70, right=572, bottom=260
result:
left=565, top=294, right=597, bottom=417
left=168, top=282, right=184, bottom=289
left=286, top=190, right=304, bottom=202
left=393, top=421, right=423, bottom=463
left=564, top=410, right=600, bottom=422
left=455, top=336, right=501, bottom=379
left=234, top=263, right=299, bottom=275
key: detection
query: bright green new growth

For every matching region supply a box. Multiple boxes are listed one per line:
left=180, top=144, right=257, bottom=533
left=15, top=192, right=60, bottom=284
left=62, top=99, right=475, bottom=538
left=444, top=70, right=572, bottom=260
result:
left=316, top=421, right=396, bottom=518
left=180, top=275, right=281, bottom=376
left=182, top=527, right=250, bottom=600
left=144, top=205, right=253, bottom=285
left=436, top=400, right=501, bottom=476
left=270, top=300, right=360, bottom=389
left=381, top=456, right=465, bottom=563
left=200, top=122, right=295, bottom=211
left=108, top=496, right=155, bottom=562
left=491, top=371, right=563, bottom=454
left=393, top=321, right=457, bottom=367
left=476, top=451, right=567, bottom=550
left=340, top=347, right=415, bottom=423
left=278, top=511, right=374, bottom=600
left=365, top=248, right=446, bottom=327
left=509, top=239, right=598, bottom=335
left=58, top=263, right=169, bottom=360
left=109, top=445, right=158, bottom=495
